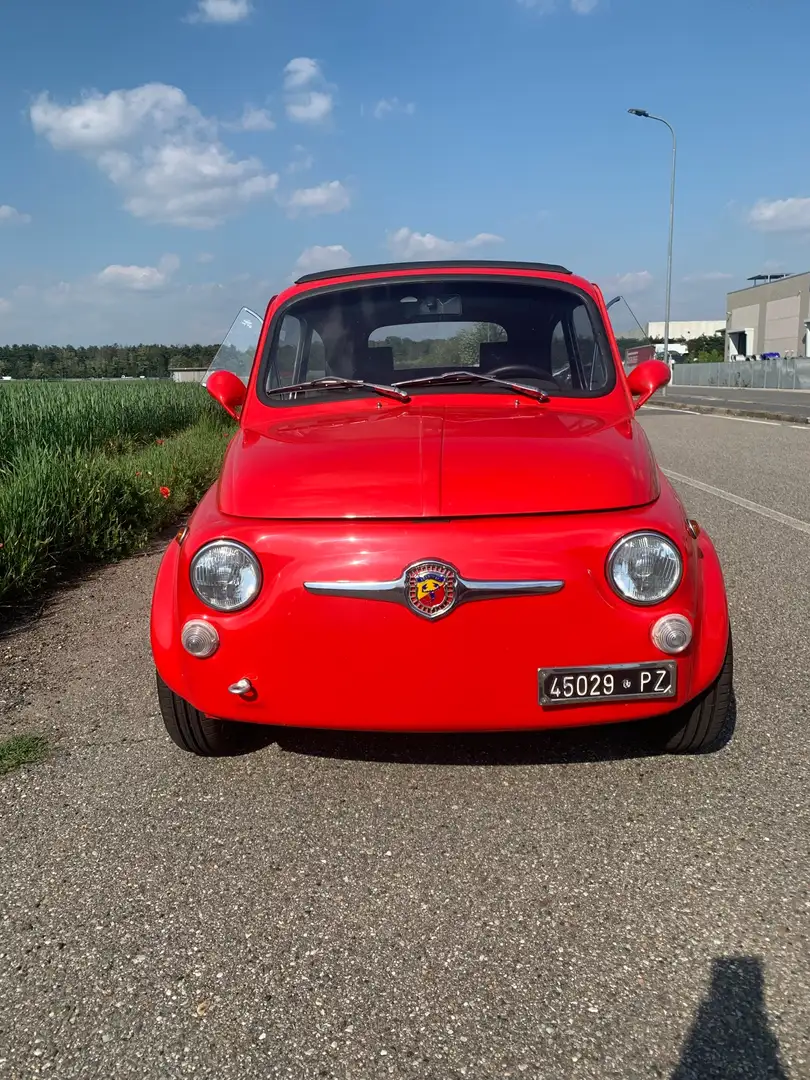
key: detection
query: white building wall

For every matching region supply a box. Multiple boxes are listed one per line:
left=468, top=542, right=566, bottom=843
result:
left=728, top=304, right=760, bottom=333
left=170, top=368, right=208, bottom=383
left=764, top=295, right=801, bottom=355
left=646, top=320, right=725, bottom=340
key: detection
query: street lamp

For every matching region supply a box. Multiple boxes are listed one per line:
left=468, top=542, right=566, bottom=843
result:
left=628, top=108, right=677, bottom=370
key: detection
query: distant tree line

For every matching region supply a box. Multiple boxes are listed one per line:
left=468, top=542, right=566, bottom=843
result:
left=0, top=327, right=729, bottom=381
left=684, top=332, right=725, bottom=363
left=0, top=344, right=218, bottom=380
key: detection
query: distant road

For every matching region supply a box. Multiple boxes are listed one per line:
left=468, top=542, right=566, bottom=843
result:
left=661, top=384, right=810, bottom=422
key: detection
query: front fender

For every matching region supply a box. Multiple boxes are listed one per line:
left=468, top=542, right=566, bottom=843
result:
left=150, top=535, right=187, bottom=700
left=690, top=528, right=730, bottom=697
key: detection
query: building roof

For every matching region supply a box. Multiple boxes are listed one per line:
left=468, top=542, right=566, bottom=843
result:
left=294, top=259, right=573, bottom=285
left=729, top=270, right=810, bottom=294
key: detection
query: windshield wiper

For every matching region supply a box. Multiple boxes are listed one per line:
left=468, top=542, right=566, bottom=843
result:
left=393, top=370, right=550, bottom=402
left=266, top=376, right=410, bottom=402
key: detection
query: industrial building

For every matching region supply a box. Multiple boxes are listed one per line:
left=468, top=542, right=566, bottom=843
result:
left=725, top=272, right=810, bottom=359
left=646, top=320, right=725, bottom=341
left=169, top=366, right=208, bottom=384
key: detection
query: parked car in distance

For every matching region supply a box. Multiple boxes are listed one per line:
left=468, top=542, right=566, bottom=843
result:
left=150, top=260, right=733, bottom=756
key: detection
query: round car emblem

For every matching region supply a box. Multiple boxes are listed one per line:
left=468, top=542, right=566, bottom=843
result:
left=405, top=561, right=458, bottom=620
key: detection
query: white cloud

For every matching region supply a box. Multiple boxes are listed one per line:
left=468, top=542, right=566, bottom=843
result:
left=682, top=271, right=733, bottom=283
left=387, top=228, right=504, bottom=260
left=223, top=106, right=275, bottom=131
left=115, top=142, right=278, bottom=228
left=283, top=58, right=334, bottom=123
left=0, top=297, right=12, bottom=315
left=293, top=245, right=352, bottom=278
left=30, top=84, right=209, bottom=150
left=286, top=92, right=333, bottom=124
left=29, top=83, right=279, bottom=228
left=609, top=270, right=653, bottom=295
left=0, top=205, right=31, bottom=226
left=748, top=197, right=810, bottom=232
left=286, top=180, right=350, bottom=216
left=187, top=0, right=252, bottom=23
left=372, top=98, right=416, bottom=120
left=284, top=58, right=321, bottom=90
left=286, top=146, right=314, bottom=174
left=518, top=0, right=599, bottom=11
left=197, top=252, right=215, bottom=264
left=0, top=272, right=275, bottom=345
left=96, top=253, right=180, bottom=291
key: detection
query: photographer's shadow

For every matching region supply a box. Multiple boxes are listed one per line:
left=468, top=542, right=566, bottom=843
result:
left=672, top=956, right=787, bottom=1079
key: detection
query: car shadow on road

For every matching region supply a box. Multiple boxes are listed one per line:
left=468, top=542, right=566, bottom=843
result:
left=271, top=692, right=738, bottom=767
left=671, top=956, right=788, bottom=1079
left=272, top=722, right=657, bottom=766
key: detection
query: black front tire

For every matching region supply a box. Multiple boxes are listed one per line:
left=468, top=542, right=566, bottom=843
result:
left=662, top=634, right=734, bottom=754
left=156, top=672, right=268, bottom=757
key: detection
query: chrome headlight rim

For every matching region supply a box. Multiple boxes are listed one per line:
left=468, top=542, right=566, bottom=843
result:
left=189, top=538, right=262, bottom=613
left=606, top=529, right=683, bottom=607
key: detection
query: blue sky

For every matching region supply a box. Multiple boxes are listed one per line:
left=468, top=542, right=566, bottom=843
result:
left=1, top=0, right=809, bottom=344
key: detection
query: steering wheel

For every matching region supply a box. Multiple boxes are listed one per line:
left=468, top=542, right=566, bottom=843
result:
left=486, top=364, right=560, bottom=387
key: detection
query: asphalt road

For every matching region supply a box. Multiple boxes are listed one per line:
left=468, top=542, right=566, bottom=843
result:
left=1, top=410, right=809, bottom=1080
left=660, top=384, right=810, bottom=422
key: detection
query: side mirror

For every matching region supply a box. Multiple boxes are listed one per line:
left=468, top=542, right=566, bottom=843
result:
left=205, top=369, right=246, bottom=420
left=626, top=360, right=671, bottom=409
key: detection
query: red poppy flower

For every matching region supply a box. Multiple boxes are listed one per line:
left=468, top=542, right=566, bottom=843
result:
left=160, top=486, right=171, bottom=499
left=135, top=471, right=142, bottom=477
left=156, top=439, right=165, bottom=446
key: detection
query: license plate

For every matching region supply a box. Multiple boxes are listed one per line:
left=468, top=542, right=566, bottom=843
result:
left=538, top=662, right=677, bottom=706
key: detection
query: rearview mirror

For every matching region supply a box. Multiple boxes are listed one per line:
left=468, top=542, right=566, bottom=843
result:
left=626, top=360, right=670, bottom=409
left=206, top=369, right=246, bottom=420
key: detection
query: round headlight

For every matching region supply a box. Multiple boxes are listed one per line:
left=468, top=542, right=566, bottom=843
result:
left=190, top=540, right=262, bottom=612
left=607, top=531, right=682, bottom=605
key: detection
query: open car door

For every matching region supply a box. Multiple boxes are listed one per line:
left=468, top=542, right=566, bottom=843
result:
left=202, top=307, right=263, bottom=388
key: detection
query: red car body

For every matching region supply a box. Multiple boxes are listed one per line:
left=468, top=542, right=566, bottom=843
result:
left=151, top=261, right=732, bottom=749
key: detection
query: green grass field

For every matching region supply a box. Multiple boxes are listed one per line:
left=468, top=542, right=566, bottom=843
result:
left=0, top=380, right=234, bottom=605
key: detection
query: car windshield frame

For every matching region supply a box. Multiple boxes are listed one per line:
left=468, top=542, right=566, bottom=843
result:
left=254, top=273, right=618, bottom=408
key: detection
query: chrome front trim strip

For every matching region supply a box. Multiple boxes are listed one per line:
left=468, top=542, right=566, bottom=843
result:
left=304, top=568, right=564, bottom=620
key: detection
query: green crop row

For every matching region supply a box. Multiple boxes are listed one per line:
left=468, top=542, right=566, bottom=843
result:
left=0, top=380, right=223, bottom=471
left=0, top=382, right=234, bottom=606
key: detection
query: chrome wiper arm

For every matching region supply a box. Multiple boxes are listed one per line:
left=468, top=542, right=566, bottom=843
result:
left=393, top=370, right=549, bottom=402
left=266, top=376, right=410, bottom=402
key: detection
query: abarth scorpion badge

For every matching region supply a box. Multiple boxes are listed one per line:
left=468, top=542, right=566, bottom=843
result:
left=405, top=561, right=458, bottom=620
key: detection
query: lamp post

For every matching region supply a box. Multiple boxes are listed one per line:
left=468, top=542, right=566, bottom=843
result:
left=628, top=109, right=677, bottom=370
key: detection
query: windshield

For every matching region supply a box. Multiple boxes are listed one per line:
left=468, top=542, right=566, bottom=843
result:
left=258, top=277, right=615, bottom=404
left=202, top=306, right=263, bottom=388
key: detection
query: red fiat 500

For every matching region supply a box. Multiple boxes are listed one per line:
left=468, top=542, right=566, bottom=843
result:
left=150, top=261, right=733, bottom=756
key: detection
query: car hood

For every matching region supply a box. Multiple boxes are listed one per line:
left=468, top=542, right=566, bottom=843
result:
left=218, top=403, right=659, bottom=519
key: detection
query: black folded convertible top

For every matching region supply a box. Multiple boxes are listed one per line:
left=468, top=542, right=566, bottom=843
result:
left=295, top=260, right=573, bottom=285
